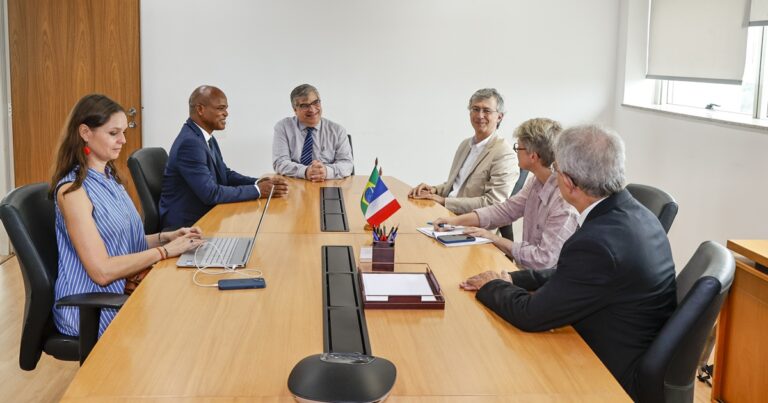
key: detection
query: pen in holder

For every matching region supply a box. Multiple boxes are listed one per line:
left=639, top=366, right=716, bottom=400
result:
left=372, top=240, right=395, bottom=271
left=371, top=224, right=398, bottom=271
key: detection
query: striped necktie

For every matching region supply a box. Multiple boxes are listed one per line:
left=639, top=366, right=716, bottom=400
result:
left=300, top=127, right=315, bottom=166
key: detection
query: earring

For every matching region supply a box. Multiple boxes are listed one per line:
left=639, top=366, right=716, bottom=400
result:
left=83, top=144, right=91, bottom=156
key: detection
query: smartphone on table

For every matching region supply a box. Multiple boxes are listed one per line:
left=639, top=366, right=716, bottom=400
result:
left=438, top=234, right=476, bottom=244
left=218, top=278, right=266, bottom=290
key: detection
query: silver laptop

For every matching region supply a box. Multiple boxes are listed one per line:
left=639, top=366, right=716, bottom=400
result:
left=177, top=186, right=274, bottom=268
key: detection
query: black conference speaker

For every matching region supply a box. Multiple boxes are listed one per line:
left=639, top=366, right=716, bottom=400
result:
left=288, top=353, right=396, bottom=402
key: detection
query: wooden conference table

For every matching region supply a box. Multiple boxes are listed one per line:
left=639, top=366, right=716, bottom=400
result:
left=62, top=176, right=628, bottom=402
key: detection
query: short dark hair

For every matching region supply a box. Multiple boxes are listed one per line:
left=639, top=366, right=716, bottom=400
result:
left=188, top=85, right=224, bottom=115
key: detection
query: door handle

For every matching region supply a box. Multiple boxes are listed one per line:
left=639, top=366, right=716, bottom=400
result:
left=128, top=107, right=138, bottom=128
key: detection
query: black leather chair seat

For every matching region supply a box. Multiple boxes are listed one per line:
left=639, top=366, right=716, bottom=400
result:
left=44, top=334, right=80, bottom=361
left=0, top=182, right=127, bottom=370
left=635, top=241, right=735, bottom=403
left=499, top=169, right=529, bottom=242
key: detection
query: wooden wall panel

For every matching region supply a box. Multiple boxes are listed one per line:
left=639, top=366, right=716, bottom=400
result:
left=8, top=0, right=142, bottom=205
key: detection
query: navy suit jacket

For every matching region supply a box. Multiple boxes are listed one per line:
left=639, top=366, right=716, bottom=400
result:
left=159, top=118, right=260, bottom=229
left=476, top=189, right=677, bottom=400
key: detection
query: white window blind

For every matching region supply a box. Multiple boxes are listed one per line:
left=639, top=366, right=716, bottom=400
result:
left=647, top=0, right=750, bottom=84
left=750, top=0, right=768, bottom=26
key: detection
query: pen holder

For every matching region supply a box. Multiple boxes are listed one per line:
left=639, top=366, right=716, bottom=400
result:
left=372, top=241, right=395, bottom=271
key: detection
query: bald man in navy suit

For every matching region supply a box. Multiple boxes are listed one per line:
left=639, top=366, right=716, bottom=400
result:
left=159, top=85, right=288, bottom=230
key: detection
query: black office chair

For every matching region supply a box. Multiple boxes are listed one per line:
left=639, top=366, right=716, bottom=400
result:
left=347, top=134, right=355, bottom=175
left=499, top=169, right=529, bottom=241
left=0, top=182, right=127, bottom=370
left=635, top=241, right=735, bottom=403
left=626, top=183, right=679, bottom=234
left=128, top=147, right=168, bottom=234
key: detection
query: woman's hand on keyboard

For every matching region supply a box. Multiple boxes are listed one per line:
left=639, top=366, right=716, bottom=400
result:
left=168, top=226, right=203, bottom=242
left=165, top=233, right=205, bottom=258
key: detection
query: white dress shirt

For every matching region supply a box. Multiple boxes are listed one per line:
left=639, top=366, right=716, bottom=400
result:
left=448, top=133, right=495, bottom=198
left=577, top=197, right=608, bottom=227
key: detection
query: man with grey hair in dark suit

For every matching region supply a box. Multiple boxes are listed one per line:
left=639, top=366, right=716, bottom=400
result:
left=459, top=124, right=677, bottom=400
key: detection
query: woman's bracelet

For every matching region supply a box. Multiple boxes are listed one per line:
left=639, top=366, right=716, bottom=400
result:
left=157, top=231, right=164, bottom=244
left=161, top=246, right=169, bottom=259
left=155, top=246, right=165, bottom=261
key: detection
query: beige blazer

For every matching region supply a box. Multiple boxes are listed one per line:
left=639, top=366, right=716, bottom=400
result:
left=433, top=134, right=519, bottom=214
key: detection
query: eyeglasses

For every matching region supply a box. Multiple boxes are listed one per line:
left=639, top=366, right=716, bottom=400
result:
left=513, top=143, right=527, bottom=152
left=553, top=161, right=579, bottom=187
left=297, top=99, right=321, bottom=111
left=469, top=106, right=498, bottom=115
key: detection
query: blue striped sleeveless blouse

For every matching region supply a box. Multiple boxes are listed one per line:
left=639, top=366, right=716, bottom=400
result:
left=53, top=166, right=148, bottom=337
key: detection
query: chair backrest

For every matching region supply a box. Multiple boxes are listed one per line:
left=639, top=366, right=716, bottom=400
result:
left=347, top=134, right=354, bottom=175
left=635, top=241, right=735, bottom=403
left=0, top=182, right=60, bottom=370
left=626, top=183, right=679, bottom=234
left=128, top=147, right=168, bottom=234
left=499, top=169, right=529, bottom=241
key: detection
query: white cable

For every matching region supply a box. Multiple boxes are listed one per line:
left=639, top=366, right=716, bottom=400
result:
left=189, top=241, right=263, bottom=288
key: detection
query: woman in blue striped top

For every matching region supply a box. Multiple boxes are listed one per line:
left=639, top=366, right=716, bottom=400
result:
left=49, top=94, right=205, bottom=337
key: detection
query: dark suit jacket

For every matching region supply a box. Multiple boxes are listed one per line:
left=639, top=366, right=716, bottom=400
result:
left=159, top=118, right=260, bottom=229
left=476, top=189, right=676, bottom=400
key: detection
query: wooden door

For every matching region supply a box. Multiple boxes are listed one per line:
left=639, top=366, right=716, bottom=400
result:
left=7, top=0, right=142, bottom=205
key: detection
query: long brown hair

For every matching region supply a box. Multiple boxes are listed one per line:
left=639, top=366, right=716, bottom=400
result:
left=48, top=94, right=126, bottom=199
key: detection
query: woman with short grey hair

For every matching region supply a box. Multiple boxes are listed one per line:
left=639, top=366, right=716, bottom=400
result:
left=431, top=118, right=578, bottom=270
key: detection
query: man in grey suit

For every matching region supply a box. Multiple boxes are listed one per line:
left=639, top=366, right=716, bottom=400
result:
left=408, top=88, right=518, bottom=214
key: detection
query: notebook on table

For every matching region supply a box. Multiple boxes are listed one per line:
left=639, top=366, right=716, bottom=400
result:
left=416, top=226, right=492, bottom=248
left=176, top=186, right=274, bottom=268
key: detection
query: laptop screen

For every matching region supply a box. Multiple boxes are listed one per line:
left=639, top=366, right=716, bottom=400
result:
left=250, top=184, right=275, bottom=244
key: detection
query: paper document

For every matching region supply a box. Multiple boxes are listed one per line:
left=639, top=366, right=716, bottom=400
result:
left=359, top=246, right=372, bottom=262
left=416, top=227, right=493, bottom=247
left=361, top=273, right=437, bottom=302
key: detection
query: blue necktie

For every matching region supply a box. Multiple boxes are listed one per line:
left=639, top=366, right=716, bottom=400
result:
left=208, top=138, right=219, bottom=166
left=208, top=137, right=224, bottom=182
left=300, top=127, right=315, bottom=166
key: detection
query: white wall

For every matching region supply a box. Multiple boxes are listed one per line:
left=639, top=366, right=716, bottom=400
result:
left=616, top=0, right=768, bottom=268
left=140, top=0, right=619, bottom=187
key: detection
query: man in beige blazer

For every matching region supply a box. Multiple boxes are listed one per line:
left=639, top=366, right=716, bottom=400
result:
left=409, top=88, right=519, bottom=214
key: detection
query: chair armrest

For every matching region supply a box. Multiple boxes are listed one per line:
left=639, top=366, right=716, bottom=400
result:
left=54, top=292, right=128, bottom=364
left=55, top=292, right=128, bottom=310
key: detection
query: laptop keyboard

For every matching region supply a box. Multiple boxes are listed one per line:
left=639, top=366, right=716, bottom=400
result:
left=179, top=185, right=274, bottom=268
left=200, top=237, right=238, bottom=266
